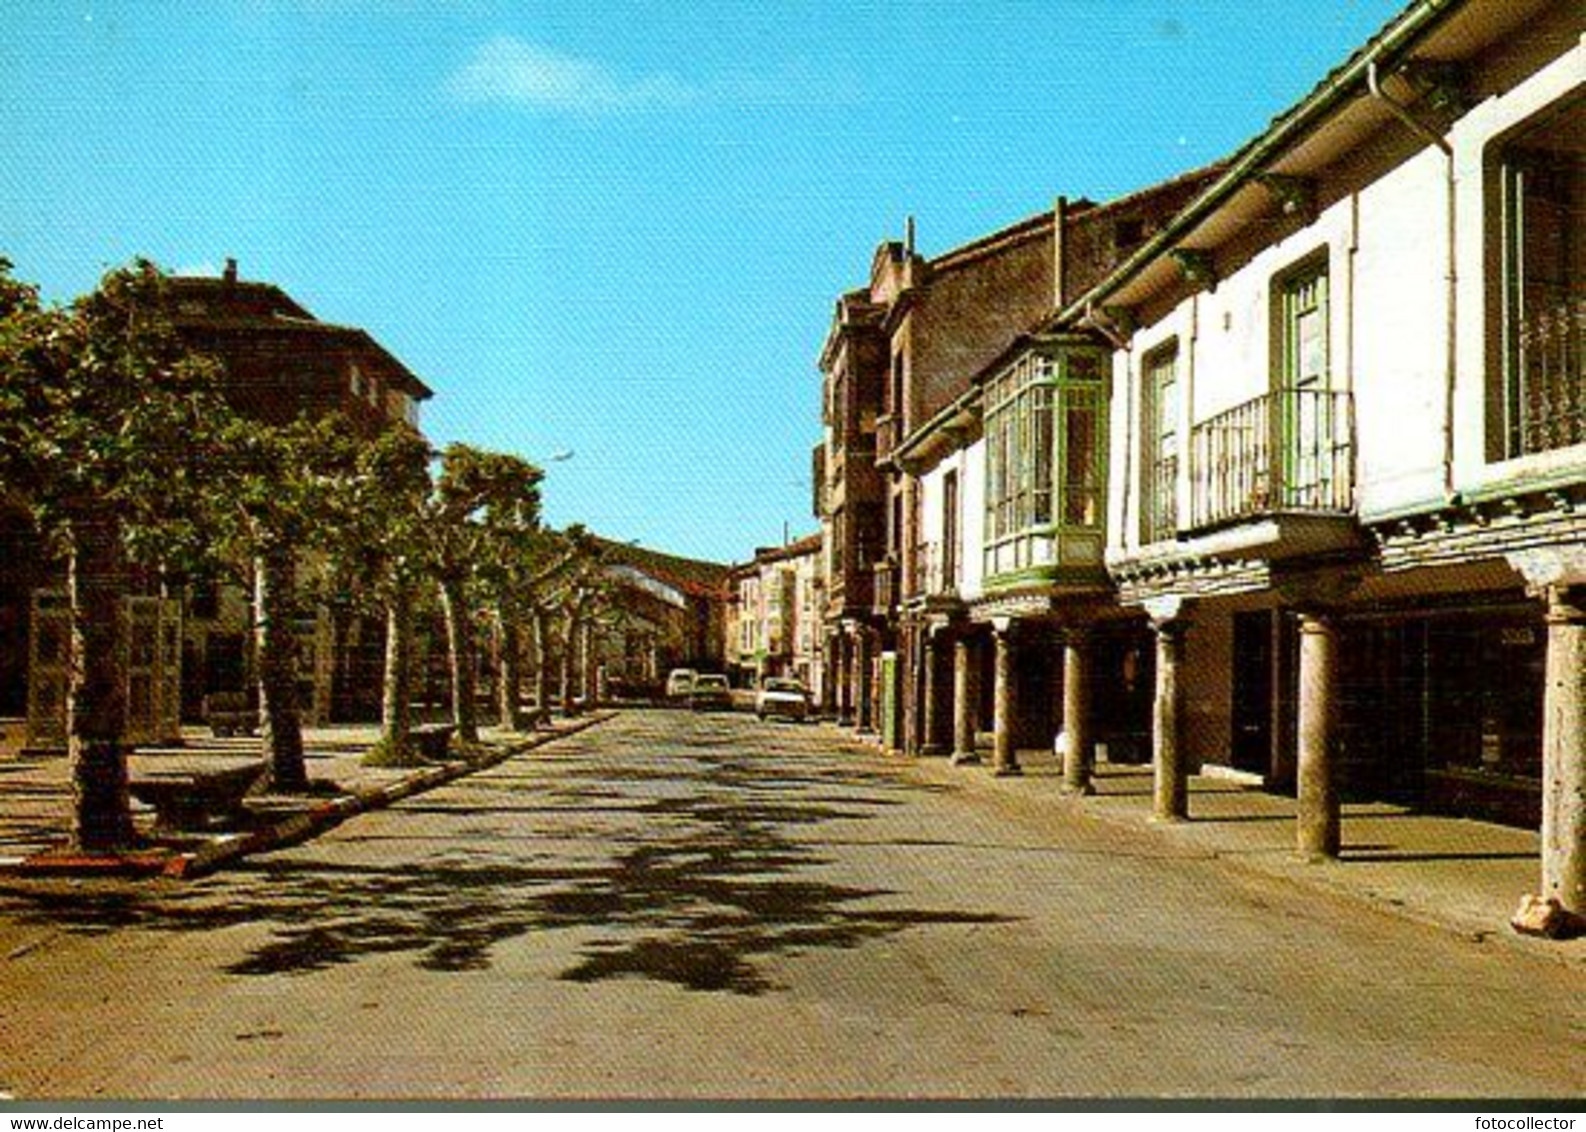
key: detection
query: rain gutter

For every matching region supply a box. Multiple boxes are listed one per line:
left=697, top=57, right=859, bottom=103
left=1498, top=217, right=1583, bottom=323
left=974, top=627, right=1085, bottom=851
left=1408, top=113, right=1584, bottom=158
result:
left=1056, top=0, right=1463, bottom=330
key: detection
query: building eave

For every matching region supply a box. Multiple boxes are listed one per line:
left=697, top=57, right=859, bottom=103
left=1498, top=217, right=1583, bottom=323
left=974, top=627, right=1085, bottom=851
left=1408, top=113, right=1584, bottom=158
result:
left=1053, top=0, right=1496, bottom=329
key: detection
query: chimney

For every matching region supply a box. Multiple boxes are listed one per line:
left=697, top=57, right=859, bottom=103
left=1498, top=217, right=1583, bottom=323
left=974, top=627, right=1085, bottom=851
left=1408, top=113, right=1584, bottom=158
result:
left=223, top=258, right=238, bottom=284
left=904, top=215, right=916, bottom=256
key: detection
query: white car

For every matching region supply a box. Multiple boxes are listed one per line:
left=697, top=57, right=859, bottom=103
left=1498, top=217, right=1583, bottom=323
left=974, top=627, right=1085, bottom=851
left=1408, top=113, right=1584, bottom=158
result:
left=665, top=669, right=697, bottom=701
left=756, top=678, right=811, bottom=722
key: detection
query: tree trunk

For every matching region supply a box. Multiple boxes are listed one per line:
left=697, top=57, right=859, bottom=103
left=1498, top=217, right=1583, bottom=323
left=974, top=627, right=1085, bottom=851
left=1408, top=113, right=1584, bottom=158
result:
left=254, top=547, right=307, bottom=791
left=496, top=609, right=524, bottom=731
left=381, top=580, right=415, bottom=758
left=582, top=621, right=600, bottom=710
left=66, top=514, right=135, bottom=852
left=559, top=605, right=581, bottom=717
left=439, top=573, right=479, bottom=743
left=531, top=606, right=551, bottom=726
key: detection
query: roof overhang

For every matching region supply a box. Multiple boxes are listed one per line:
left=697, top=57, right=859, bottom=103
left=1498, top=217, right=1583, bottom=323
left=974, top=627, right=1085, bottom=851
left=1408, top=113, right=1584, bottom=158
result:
left=1055, top=0, right=1559, bottom=326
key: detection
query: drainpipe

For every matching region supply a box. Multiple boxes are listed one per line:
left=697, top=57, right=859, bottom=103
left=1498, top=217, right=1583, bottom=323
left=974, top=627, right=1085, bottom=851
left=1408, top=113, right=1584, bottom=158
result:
left=1368, top=60, right=1457, bottom=498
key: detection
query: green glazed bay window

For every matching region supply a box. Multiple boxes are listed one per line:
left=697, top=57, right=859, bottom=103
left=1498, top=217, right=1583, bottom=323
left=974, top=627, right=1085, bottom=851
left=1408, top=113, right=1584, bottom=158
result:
left=983, top=340, right=1109, bottom=584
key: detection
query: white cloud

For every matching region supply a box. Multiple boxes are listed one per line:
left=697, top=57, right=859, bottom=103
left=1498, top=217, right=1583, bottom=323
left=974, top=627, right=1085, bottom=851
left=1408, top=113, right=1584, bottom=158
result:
left=446, top=38, right=696, bottom=114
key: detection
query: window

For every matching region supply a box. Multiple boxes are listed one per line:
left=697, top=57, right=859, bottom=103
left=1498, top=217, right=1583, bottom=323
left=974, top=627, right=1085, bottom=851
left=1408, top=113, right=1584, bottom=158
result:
left=1141, top=343, right=1179, bottom=543
left=1280, top=261, right=1329, bottom=390
left=1493, top=96, right=1584, bottom=459
left=907, top=481, right=925, bottom=596
left=942, top=469, right=959, bottom=590
left=982, top=341, right=1109, bottom=580
left=1278, top=257, right=1335, bottom=507
left=1063, top=353, right=1104, bottom=525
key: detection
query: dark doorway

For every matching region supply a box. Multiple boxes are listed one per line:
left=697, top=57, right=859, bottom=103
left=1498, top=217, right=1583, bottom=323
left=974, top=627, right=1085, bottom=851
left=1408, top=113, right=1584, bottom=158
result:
left=1231, top=611, right=1273, bottom=775
left=205, top=632, right=247, bottom=695
left=1093, top=624, right=1154, bottom=764
left=1014, top=631, right=1057, bottom=749
left=1340, top=620, right=1429, bottom=803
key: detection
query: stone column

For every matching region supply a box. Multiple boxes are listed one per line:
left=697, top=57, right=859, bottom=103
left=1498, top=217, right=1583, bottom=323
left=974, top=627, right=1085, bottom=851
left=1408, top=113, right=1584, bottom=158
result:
left=856, top=629, right=874, bottom=734
left=831, top=624, right=843, bottom=713
left=900, top=623, right=921, bottom=756
left=920, top=631, right=945, bottom=756
left=1541, top=585, right=1585, bottom=914
left=1148, top=602, right=1189, bottom=822
left=1296, top=610, right=1341, bottom=860
left=835, top=632, right=855, bottom=726
left=1061, top=627, right=1095, bottom=796
left=951, top=635, right=980, bottom=765
left=992, top=622, right=1021, bottom=777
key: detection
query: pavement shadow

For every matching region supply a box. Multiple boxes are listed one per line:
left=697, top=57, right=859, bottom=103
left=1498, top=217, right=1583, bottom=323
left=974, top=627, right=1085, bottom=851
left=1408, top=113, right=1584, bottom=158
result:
left=0, top=733, right=1017, bottom=996
left=1338, top=850, right=1537, bottom=863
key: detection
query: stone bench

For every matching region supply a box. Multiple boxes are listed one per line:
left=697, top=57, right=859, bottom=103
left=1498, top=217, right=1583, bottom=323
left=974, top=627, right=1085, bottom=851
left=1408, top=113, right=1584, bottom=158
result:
left=129, top=760, right=269, bottom=832
left=411, top=723, right=455, bottom=761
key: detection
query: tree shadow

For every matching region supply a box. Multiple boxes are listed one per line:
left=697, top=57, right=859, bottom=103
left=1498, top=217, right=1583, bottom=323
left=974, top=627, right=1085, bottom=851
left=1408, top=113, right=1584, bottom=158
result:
left=0, top=737, right=1018, bottom=996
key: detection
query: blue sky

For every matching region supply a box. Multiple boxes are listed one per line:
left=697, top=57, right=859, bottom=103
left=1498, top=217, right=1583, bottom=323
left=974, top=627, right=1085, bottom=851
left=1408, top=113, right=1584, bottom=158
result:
left=2, top=1, right=1406, bottom=564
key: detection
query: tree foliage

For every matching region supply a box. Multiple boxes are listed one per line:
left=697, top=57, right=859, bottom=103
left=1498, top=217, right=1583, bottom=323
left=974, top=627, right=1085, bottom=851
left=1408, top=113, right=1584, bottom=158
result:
left=429, top=444, right=543, bottom=742
left=321, top=427, right=434, bottom=765
left=201, top=413, right=360, bottom=789
left=0, top=258, right=230, bottom=850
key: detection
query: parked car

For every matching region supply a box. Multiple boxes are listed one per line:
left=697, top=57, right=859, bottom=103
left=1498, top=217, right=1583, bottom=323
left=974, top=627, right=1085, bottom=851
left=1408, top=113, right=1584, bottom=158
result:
left=665, top=668, right=697, bottom=701
left=756, top=678, right=811, bottom=722
left=688, top=673, right=732, bottom=712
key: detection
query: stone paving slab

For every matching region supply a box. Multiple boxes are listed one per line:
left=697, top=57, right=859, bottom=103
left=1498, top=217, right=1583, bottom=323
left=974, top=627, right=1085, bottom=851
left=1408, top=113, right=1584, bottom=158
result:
left=829, top=728, right=1585, bottom=967
left=0, top=713, right=615, bottom=877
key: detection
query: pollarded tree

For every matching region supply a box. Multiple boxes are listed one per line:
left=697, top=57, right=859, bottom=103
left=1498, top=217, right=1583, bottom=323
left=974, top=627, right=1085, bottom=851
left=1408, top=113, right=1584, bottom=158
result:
left=429, top=445, right=543, bottom=744
left=0, top=259, right=227, bottom=851
left=477, top=523, right=570, bottom=732
left=325, top=427, right=434, bottom=766
left=553, top=529, right=617, bottom=717
left=202, top=413, right=358, bottom=790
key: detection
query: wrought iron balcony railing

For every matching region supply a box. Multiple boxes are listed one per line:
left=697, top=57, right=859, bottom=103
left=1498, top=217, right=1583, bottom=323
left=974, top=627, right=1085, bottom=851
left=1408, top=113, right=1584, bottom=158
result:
left=1187, top=387, right=1354, bottom=530
left=1514, top=296, right=1585, bottom=457
left=871, top=558, right=899, bottom=616
left=1141, top=453, right=1179, bottom=545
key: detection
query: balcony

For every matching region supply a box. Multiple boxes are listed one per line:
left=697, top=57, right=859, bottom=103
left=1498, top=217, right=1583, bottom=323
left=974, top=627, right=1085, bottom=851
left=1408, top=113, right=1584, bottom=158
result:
left=1189, top=387, right=1354, bottom=529
left=871, top=558, right=899, bottom=617
left=874, top=414, right=901, bottom=464
left=1125, top=386, right=1362, bottom=563
left=905, top=540, right=961, bottom=606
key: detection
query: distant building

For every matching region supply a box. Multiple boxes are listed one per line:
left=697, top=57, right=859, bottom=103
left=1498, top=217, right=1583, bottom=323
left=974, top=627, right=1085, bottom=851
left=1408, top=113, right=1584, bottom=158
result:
left=818, top=171, right=1215, bottom=755
left=592, top=540, right=732, bottom=696
left=168, top=259, right=431, bottom=439
left=726, top=533, right=825, bottom=697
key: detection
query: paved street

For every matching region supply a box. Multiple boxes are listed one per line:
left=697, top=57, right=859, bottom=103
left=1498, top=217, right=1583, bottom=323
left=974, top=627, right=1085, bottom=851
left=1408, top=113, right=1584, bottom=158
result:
left=0, top=710, right=1581, bottom=1100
